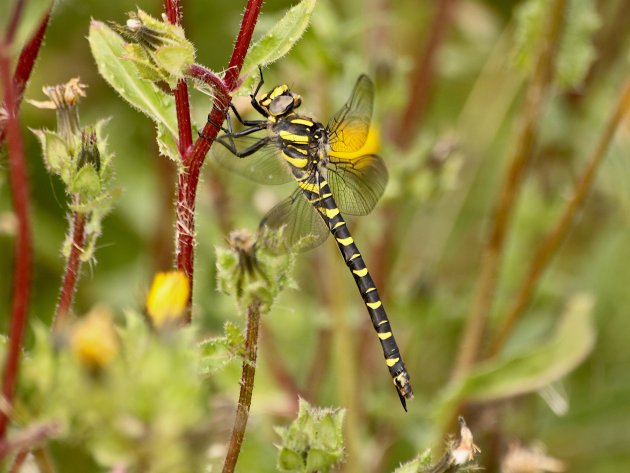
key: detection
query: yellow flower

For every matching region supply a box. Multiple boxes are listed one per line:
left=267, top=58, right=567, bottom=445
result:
left=146, top=271, right=190, bottom=327
left=71, top=306, right=118, bottom=369
left=328, top=124, right=381, bottom=161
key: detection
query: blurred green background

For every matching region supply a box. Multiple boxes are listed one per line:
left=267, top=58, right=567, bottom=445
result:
left=2, top=0, right=630, bottom=472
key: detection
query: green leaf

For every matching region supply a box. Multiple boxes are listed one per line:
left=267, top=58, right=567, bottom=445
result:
left=224, top=321, right=246, bottom=356
left=156, top=122, right=180, bottom=163
left=437, top=294, right=596, bottom=422
left=277, top=447, right=305, bottom=472
left=392, top=450, right=433, bottom=473
left=237, top=0, right=317, bottom=95
left=154, top=44, right=196, bottom=85
left=276, top=399, right=345, bottom=473
left=70, top=164, right=101, bottom=198
left=31, top=128, right=71, bottom=181
left=88, top=21, right=178, bottom=154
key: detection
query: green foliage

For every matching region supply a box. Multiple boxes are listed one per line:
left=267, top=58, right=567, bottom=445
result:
left=19, top=313, right=212, bottom=472
left=198, top=321, right=246, bottom=374
left=112, top=10, right=196, bottom=89
left=88, top=20, right=179, bottom=163
left=437, top=294, right=596, bottom=422
left=513, top=0, right=600, bottom=89
left=392, top=449, right=433, bottom=473
left=31, top=82, right=116, bottom=263
left=4, top=0, right=630, bottom=471
left=238, top=0, right=317, bottom=95
left=216, top=229, right=296, bottom=314
left=275, top=398, right=345, bottom=473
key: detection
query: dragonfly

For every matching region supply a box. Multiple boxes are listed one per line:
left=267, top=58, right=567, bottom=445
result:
left=207, top=69, right=413, bottom=410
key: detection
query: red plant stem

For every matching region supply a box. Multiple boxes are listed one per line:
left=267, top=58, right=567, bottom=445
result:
left=164, top=0, right=193, bottom=155
left=9, top=450, right=28, bottom=473
left=393, top=0, right=457, bottom=149
left=175, top=0, right=263, bottom=319
left=0, top=11, right=50, bottom=144
left=186, top=63, right=231, bottom=97
left=221, top=302, right=261, bottom=473
left=53, top=207, right=87, bottom=330
left=0, top=39, right=32, bottom=449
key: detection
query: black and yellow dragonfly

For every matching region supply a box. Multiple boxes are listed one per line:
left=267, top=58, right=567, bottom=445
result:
left=209, top=70, right=413, bottom=410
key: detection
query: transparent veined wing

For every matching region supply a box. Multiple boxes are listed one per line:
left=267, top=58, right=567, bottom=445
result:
left=326, top=154, right=388, bottom=216
left=260, top=187, right=329, bottom=252
left=326, top=75, right=374, bottom=154
left=211, top=132, right=294, bottom=185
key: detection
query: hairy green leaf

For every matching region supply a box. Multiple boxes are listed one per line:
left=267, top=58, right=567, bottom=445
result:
left=237, top=0, right=317, bottom=95
left=88, top=21, right=178, bottom=153
left=437, top=294, right=596, bottom=421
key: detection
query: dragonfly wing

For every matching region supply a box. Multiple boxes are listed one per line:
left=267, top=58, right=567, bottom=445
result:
left=211, top=133, right=294, bottom=185
left=327, top=154, right=388, bottom=216
left=326, top=75, right=374, bottom=154
left=260, top=188, right=329, bottom=252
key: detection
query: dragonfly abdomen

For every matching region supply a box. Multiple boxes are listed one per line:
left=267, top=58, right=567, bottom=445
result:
left=309, top=179, right=413, bottom=408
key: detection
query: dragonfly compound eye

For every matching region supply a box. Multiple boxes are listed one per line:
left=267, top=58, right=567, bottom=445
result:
left=269, top=95, right=295, bottom=116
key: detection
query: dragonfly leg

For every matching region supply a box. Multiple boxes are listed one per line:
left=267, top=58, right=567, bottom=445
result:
left=215, top=134, right=270, bottom=158
left=230, top=103, right=267, bottom=127
left=250, top=65, right=269, bottom=117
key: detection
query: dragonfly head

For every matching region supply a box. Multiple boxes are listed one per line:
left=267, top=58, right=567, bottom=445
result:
left=259, top=84, right=302, bottom=117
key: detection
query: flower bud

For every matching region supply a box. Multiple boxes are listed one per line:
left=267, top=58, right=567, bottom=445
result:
left=71, top=306, right=119, bottom=370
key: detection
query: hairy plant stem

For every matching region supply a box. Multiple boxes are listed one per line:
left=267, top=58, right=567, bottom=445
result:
left=488, top=77, right=630, bottom=357
left=451, top=0, right=568, bottom=380
left=0, top=38, right=32, bottom=451
left=165, top=0, right=193, bottom=156
left=221, top=302, right=261, bottom=473
left=0, top=12, right=50, bottom=143
left=53, top=204, right=87, bottom=330
left=175, top=0, right=263, bottom=321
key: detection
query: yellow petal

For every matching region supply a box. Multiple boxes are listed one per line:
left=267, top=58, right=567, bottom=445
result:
left=71, top=306, right=118, bottom=368
left=146, top=271, right=190, bottom=327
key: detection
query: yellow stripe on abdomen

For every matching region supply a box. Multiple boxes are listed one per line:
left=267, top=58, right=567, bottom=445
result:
left=325, top=208, right=340, bottom=218
left=336, top=236, right=354, bottom=246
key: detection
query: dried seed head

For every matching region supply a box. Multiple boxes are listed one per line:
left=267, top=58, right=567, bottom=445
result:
left=451, top=416, right=481, bottom=466
left=111, top=12, right=166, bottom=51
left=29, top=78, right=87, bottom=142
